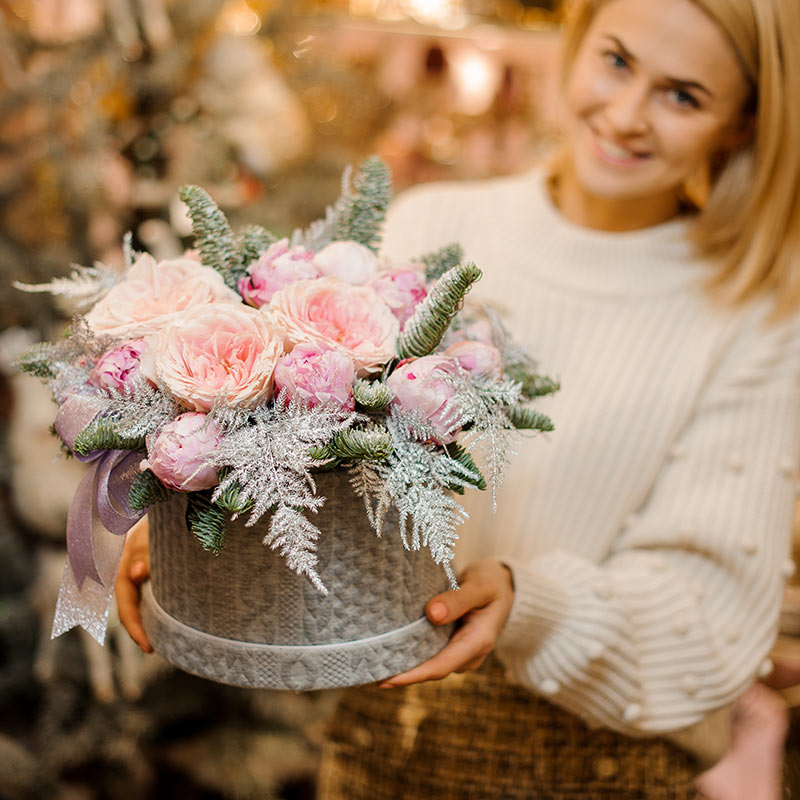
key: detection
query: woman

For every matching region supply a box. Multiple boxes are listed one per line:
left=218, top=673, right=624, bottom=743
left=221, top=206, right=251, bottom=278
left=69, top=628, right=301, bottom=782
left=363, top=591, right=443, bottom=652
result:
left=119, top=0, right=800, bottom=796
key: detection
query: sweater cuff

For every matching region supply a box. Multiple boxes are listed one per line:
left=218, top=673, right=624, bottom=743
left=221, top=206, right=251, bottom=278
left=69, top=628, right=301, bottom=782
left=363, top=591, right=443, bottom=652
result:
left=495, top=555, right=572, bottom=654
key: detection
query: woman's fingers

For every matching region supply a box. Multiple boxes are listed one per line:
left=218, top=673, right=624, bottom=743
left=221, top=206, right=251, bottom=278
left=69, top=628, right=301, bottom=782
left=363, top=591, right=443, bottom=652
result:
left=379, top=559, right=514, bottom=688
left=115, top=517, right=154, bottom=653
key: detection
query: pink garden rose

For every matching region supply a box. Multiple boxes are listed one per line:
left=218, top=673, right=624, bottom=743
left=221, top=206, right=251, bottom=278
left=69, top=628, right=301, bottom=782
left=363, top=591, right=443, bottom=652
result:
left=313, top=241, right=379, bottom=285
left=269, top=277, right=399, bottom=375
left=140, top=303, right=284, bottom=411
left=444, top=340, right=503, bottom=379
left=142, top=412, right=220, bottom=491
left=237, top=239, right=319, bottom=308
left=369, top=267, right=427, bottom=327
left=89, top=339, right=147, bottom=392
left=86, top=253, right=240, bottom=338
left=273, top=342, right=356, bottom=411
left=386, top=355, right=461, bottom=444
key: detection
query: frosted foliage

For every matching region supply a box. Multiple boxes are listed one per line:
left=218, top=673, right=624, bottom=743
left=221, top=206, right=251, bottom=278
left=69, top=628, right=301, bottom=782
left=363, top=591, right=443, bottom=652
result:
left=440, top=368, right=522, bottom=509
left=93, top=381, right=179, bottom=440
left=348, top=409, right=484, bottom=587
left=13, top=262, right=125, bottom=315
left=209, top=395, right=360, bottom=590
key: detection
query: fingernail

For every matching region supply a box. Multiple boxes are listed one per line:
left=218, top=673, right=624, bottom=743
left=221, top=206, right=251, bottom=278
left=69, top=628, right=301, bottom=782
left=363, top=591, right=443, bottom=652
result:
left=429, top=602, right=447, bottom=623
left=378, top=682, right=396, bottom=689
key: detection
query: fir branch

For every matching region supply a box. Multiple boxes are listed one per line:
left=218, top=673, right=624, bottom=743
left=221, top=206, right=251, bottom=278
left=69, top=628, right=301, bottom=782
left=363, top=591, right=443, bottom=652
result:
left=186, top=492, right=228, bottom=554
left=15, top=343, right=57, bottom=379
left=212, top=475, right=255, bottom=517
left=416, top=243, right=464, bottom=283
left=397, top=262, right=483, bottom=359
left=505, top=405, right=555, bottom=432
left=505, top=364, right=561, bottom=401
left=129, top=469, right=171, bottom=512
left=328, top=426, right=394, bottom=460
left=444, top=442, right=487, bottom=491
left=353, top=378, right=393, bottom=412
left=238, top=225, right=278, bottom=267
left=73, top=420, right=146, bottom=456
left=179, top=185, right=244, bottom=290
left=332, top=156, right=392, bottom=252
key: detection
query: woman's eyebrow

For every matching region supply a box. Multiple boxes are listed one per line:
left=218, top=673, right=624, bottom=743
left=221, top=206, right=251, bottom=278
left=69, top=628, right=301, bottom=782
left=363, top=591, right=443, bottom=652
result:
left=601, top=34, right=713, bottom=97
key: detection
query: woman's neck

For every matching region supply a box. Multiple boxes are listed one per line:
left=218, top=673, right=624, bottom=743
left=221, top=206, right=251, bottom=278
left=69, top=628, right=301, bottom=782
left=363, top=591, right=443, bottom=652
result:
left=550, top=164, right=682, bottom=233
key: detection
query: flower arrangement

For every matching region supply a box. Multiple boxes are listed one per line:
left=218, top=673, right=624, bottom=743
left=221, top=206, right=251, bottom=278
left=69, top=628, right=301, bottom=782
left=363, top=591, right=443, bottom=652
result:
left=17, top=157, right=558, bottom=645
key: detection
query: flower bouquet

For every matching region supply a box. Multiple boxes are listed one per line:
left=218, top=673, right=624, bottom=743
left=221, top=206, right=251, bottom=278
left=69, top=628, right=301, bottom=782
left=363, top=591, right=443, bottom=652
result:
left=17, top=157, right=557, bottom=690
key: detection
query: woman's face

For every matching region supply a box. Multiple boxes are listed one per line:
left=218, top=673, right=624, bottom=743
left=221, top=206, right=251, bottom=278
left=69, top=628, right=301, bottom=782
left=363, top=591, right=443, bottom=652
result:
left=559, top=0, right=752, bottom=227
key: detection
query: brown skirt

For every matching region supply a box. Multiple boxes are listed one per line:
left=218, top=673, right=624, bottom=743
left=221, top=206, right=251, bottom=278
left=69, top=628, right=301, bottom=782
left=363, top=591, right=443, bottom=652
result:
left=317, top=658, right=700, bottom=800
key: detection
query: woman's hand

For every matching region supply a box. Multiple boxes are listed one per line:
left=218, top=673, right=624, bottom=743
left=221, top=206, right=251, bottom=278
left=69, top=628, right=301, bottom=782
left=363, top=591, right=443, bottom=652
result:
left=115, top=516, right=153, bottom=653
left=378, top=558, right=514, bottom=688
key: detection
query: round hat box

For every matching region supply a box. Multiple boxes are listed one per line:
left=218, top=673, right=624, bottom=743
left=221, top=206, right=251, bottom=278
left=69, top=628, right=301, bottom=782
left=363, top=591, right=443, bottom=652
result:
left=140, top=470, right=452, bottom=690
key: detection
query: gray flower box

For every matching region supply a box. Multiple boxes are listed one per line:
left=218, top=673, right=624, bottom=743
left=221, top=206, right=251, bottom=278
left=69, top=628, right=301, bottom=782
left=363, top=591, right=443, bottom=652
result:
left=140, top=470, right=452, bottom=690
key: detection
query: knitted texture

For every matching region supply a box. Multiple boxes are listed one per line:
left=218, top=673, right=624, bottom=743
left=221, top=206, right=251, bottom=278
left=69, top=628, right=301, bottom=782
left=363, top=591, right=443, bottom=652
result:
left=380, top=167, right=800, bottom=742
left=143, top=470, right=452, bottom=689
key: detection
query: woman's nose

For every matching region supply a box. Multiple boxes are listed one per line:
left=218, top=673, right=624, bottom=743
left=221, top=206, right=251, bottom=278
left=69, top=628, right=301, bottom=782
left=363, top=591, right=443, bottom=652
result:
left=604, top=80, right=649, bottom=136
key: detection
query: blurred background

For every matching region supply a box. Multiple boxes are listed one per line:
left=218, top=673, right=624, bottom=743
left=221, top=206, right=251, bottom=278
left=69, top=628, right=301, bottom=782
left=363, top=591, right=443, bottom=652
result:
left=0, top=1, right=797, bottom=798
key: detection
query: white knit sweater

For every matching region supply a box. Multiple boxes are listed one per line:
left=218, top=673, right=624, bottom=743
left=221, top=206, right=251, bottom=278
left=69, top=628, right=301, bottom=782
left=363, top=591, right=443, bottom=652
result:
left=381, top=168, right=800, bottom=742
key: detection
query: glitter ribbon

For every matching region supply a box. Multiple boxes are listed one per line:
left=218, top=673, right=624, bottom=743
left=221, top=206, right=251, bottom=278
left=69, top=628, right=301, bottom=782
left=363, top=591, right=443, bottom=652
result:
left=50, top=395, right=145, bottom=644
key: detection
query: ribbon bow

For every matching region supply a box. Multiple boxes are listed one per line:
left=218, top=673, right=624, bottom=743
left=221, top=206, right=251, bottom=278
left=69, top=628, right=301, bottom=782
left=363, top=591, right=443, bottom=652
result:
left=51, top=395, right=146, bottom=644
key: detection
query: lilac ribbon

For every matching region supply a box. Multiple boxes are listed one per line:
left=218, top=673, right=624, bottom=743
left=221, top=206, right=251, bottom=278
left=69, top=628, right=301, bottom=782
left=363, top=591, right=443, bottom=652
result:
left=51, top=395, right=146, bottom=644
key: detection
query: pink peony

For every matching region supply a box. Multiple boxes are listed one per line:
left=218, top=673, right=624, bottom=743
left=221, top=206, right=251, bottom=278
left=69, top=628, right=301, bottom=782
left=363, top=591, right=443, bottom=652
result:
left=89, top=340, right=147, bottom=392
left=237, top=239, right=319, bottom=308
left=386, top=355, right=461, bottom=444
left=273, top=342, right=356, bottom=411
left=140, top=303, right=284, bottom=411
left=369, top=267, right=428, bottom=327
left=142, top=412, right=220, bottom=491
left=313, top=241, right=379, bottom=285
left=86, top=253, right=240, bottom=338
left=444, top=340, right=503, bottom=379
left=269, top=277, right=399, bottom=375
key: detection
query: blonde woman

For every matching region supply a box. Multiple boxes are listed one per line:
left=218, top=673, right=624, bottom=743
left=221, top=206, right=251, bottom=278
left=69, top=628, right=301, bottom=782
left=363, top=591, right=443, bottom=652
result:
left=315, top=0, right=800, bottom=796
left=118, top=0, right=800, bottom=796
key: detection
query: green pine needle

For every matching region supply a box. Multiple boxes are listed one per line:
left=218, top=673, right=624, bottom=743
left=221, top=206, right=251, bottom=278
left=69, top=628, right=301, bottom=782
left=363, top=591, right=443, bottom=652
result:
left=333, top=156, right=392, bottom=252
left=506, top=406, right=555, bottom=432
left=179, top=185, right=244, bottom=290
left=186, top=492, right=229, bottom=554
left=446, top=442, right=487, bottom=491
left=129, top=469, right=171, bottom=512
left=353, top=378, right=393, bottom=412
left=213, top=479, right=255, bottom=516
left=73, top=421, right=146, bottom=456
left=506, top=365, right=561, bottom=400
left=238, top=225, right=278, bottom=267
left=16, top=344, right=56, bottom=379
left=417, top=243, right=464, bottom=283
left=397, top=262, right=483, bottom=360
left=317, top=427, right=394, bottom=461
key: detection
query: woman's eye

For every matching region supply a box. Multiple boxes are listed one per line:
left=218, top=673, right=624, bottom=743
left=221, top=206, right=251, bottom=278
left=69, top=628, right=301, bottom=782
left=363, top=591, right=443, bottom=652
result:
left=603, top=51, right=628, bottom=70
left=667, top=87, right=700, bottom=109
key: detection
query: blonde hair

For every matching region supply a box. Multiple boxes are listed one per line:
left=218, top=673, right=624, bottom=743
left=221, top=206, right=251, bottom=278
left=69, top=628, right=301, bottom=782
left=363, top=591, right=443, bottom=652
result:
left=560, top=0, right=800, bottom=317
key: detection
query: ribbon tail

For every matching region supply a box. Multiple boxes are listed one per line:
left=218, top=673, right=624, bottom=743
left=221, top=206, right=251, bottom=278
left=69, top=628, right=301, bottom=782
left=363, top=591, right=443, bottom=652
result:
left=51, top=527, right=127, bottom=645
left=54, top=451, right=144, bottom=645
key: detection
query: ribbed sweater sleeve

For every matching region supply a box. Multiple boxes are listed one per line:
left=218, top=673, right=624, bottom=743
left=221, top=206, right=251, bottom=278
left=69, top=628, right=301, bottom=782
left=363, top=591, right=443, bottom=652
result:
left=381, top=169, right=800, bottom=738
left=497, top=313, right=800, bottom=735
